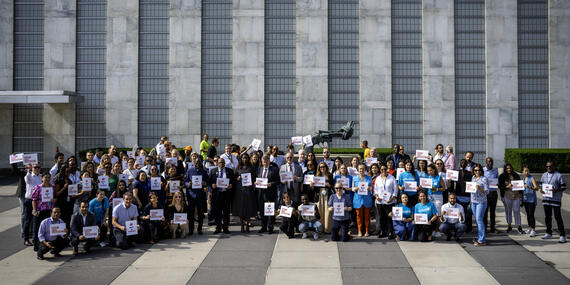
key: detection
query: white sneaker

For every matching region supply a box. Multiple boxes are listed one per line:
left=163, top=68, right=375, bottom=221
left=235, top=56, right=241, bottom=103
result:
left=433, top=232, right=442, bottom=238
left=559, top=236, right=567, bottom=243
left=313, top=233, right=319, bottom=240
left=525, top=228, right=532, bottom=234
left=542, top=233, right=553, bottom=239
left=301, top=233, right=308, bottom=239
left=529, top=230, right=537, bottom=237
left=100, top=242, right=107, bottom=247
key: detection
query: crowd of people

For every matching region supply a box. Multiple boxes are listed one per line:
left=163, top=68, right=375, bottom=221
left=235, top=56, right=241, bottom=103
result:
left=11, top=135, right=567, bottom=261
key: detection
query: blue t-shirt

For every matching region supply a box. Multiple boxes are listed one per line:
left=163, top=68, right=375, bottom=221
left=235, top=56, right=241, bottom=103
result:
left=89, top=197, right=110, bottom=224
left=352, top=175, right=373, bottom=208
left=523, top=175, right=537, bottom=204
left=416, top=170, right=429, bottom=179
left=427, top=175, right=443, bottom=195
left=414, top=201, right=438, bottom=220
left=394, top=203, right=414, bottom=219
left=398, top=171, right=419, bottom=197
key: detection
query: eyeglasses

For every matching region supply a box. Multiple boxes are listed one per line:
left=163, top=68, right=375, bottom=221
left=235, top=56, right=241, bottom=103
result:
left=474, top=169, right=482, bottom=172
left=105, top=166, right=112, bottom=169
left=33, top=166, right=40, bottom=169
left=319, top=166, right=327, bottom=168
left=435, top=162, right=443, bottom=165
left=334, top=187, right=342, bottom=190
left=380, top=168, right=387, bottom=171
left=546, top=165, right=552, bottom=168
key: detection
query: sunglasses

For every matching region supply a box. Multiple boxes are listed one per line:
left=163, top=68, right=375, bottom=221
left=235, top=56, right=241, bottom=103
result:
left=33, top=166, right=40, bottom=169
left=335, top=187, right=342, bottom=190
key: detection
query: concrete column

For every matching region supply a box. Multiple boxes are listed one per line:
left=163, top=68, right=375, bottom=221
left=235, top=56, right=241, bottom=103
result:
left=358, top=0, right=391, bottom=148
left=43, top=0, right=76, bottom=163
left=549, top=0, right=570, bottom=148
left=486, top=0, right=518, bottom=166
left=296, top=0, right=328, bottom=135
left=169, top=0, right=202, bottom=149
left=106, top=0, right=138, bottom=147
left=422, top=0, right=455, bottom=150
left=0, top=0, right=13, bottom=169
left=232, top=0, right=264, bottom=146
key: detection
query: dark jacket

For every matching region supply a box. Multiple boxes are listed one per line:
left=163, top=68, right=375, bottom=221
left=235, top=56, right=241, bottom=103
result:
left=256, top=165, right=280, bottom=203
left=70, top=211, right=97, bottom=238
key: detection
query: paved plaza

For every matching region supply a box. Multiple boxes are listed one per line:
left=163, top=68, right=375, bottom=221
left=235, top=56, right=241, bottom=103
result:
left=0, top=177, right=569, bottom=285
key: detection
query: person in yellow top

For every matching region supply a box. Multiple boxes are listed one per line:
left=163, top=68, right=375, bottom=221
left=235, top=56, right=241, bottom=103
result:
left=200, top=134, right=211, bottom=160
left=361, top=140, right=371, bottom=159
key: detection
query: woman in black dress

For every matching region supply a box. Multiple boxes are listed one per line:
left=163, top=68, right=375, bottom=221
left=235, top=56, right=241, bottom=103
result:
left=232, top=153, right=258, bottom=232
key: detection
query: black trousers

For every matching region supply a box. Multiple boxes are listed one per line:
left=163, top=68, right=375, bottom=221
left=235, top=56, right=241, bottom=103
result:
left=145, top=220, right=164, bottom=241
left=523, top=202, right=536, bottom=229
left=213, top=190, right=231, bottom=231
left=113, top=228, right=137, bottom=250
left=544, top=204, right=566, bottom=236
left=484, top=191, right=498, bottom=230
left=279, top=216, right=298, bottom=237
left=415, top=224, right=434, bottom=242
left=38, top=236, right=68, bottom=258
left=70, top=236, right=97, bottom=251
left=376, top=204, right=394, bottom=235
left=33, top=210, right=51, bottom=250
left=187, top=196, right=206, bottom=233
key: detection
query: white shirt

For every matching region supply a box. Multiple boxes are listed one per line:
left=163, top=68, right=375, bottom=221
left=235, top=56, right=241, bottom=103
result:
left=221, top=153, right=238, bottom=170
left=69, top=170, right=81, bottom=184
left=373, top=174, right=398, bottom=205
left=49, top=164, right=59, bottom=184
left=123, top=168, right=140, bottom=181
left=25, top=172, right=42, bottom=199
left=441, top=202, right=465, bottom=224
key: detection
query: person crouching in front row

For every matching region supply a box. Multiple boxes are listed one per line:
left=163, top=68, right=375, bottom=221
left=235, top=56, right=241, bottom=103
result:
left=112, top=192, right=140, bottom=249
left=70, top=200, right=99, bottom=255
left=37, top=207, right=68, bottom=260
left=298, top=194, right=322, bottom=240
left=328, top=182, right=352, bottom=242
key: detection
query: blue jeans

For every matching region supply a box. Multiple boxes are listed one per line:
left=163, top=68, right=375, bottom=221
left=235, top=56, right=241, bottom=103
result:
left=331, top=219, right=350, bottom=242
left=439, top=222, right=467, bottom=238
left=471, top=202, right=487, bottom=243
left=21, top=199, right=33, bottom=240
left=299, top=220, right=323, bottom=233
left=393, top=220, right=414, bottom=240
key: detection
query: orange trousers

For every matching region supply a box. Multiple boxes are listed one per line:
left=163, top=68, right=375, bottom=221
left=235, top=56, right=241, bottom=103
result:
left=355, top=207, right=371, bottom=233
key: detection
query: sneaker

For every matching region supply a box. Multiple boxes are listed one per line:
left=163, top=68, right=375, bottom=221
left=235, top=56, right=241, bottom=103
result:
left=99, top=242, right=107, bottom=247
left=302, top=233, right=308, bottom=239
left=542, top=233, right=553, bottom=239
left=433, top=232, right=442, bottom=238
left=525, top=228, right=532, bottom=234
left=529, top=230, right=537, bottom=237
left=313, top=233, right=319, bottom=240
left=517, top=227, right=525, bottom=234
left=559, top=236, right=567, bottom=243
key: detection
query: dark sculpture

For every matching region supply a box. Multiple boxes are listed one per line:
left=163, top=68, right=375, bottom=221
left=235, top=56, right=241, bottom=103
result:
left=310, top=121, right=354, bottom=147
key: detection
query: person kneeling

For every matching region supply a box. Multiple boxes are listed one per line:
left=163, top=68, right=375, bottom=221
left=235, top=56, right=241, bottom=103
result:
left=298, top=194, right=322, bottom=240
left=37, top=207, right=68, bottom=260
left=439, top=193, right=467, bottom=242
left=328, top=182, right=352, bottom=242
left=112, top=193, right=140, bottom=250
left=70, top=201, right=99, bottom=255
left=277, top=192, right=298, bottom=239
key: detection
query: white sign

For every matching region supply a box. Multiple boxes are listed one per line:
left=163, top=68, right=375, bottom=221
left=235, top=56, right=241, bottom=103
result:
left=216, top=178, right=230, bottom=188
left=241, top=173, right=252, bottom=187
left=251, top=139, right=262, bottom=151
left=488, top=178, right=499, bottom=189
left=256, top=177, right=268, bottom=188
left=414, top=213, right=428, bottom=224
left=333, top=202, right=344, bottom=217
left=392, top=207, right=403, bottom=221
left=157, top=144, right=166, bottom=157
left=169, top=180, right=180, bottom=193
left=337, top=177, right=349, bottom=188
left=303, top=175, right=313, bottom=185
left=83, top=226, right=99, bottom=239
left=23, top=153, right=38, bottom=165
left=280, top=172, right=293, bottom=182
left=446, top=170, right=459, bottom=182
left=41, top=187, right=53, bottom=203
left=98, top=175, right=109, bottom=189
left=150, top=177, right=161, bottom=190
left=291, top=136, right=303, bottom=145
left=312, top=176, right=326, bottom=187
left=404, top=181, right=417, bottom=192
left=511, top=180, right=524, bottom=191
left=357, top=182, right=369, bottom=195
left=396, top=168, right=405, bottom=180
left=119, top=174, right=129, bottom=185
left=365, top=157, right=378, bottom=167
left=150, top=209, right=164, bottom=221
left=81, top=162, right=87, bottom=171
left=264, top=202, right=275, bottom=216
left=166, top=157, right=177, bottom=167
left=97, top=168, right=106, bottom=176
left=127, top=151, right=135, bottom=158
left=9, top=153, right=23, bottom=164
left=302, top=135, right=313, bottom=147
left=135, top=156, right=145, bottom=166
left=300, top=205, right=315, bottom=216
left=415, top=150, right=429, bottom=161
left=420, top=178, right=433, bottom=189
left=125, top=220, right=138, bottom=236
left=542, top=184, right=553, bottom=198
left=348, top=167, right=358, bottom=176
left=68, top=184, right=79, bottom=196
left=113, top=198, right=123, bottom=209
left=465, top=182, right=477, bottom=193
left=279, top=206, right=293, bottom=218
left=192, top=175, right=203, bottom=189
left=122, top=161, right=128, bottom=171
left=445, top=208, right=459, bottom=219
left=49, top=223, right=66, bottom=236
left=325, top=160, right=334, bottom=171
left=174, top=213, right=187, bottom=224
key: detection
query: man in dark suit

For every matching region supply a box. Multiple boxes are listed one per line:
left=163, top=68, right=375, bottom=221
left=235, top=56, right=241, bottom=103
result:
left=280, top=152, right=304, bottom=204
left=208, top=158, right=234, bottom=234
left=257, top=155, right=280, bottom=234
left=70, top=201, right=99, bottom=255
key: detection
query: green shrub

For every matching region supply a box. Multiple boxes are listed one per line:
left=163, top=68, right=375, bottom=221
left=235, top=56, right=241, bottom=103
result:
left=78, top=147, right=187, bottom=160
left=504, top=149, right=570, bottom=173
left=312, top=148, right=392, bottom=160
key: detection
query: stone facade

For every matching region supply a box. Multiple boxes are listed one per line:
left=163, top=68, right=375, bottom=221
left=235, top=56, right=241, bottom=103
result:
left=0, top=0, right=13, bottom=168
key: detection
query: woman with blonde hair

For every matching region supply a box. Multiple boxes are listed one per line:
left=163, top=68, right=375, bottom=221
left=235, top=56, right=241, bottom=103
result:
left=314, top=161, right=334, bottom=233
left=167, top=191, right=189, bottom=239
